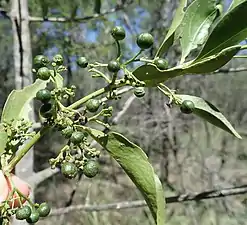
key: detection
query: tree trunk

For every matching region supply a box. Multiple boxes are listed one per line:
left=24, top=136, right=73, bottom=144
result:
left=10, top=0, right=34, bottom=224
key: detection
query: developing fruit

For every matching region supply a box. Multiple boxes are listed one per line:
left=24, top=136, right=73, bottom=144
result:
left=111, top=26, right=126, bottom=41
left=39, top=103, right=54, bottom=118
left=83, top=160, right=99, bottom=178
left=33, top=55, right=49, bottom=69
left=70, top=131, right=84, bottom=144
left=26, top=211, right=40, bottom=224
left=15, top=206, right=32, bottom=220
left=53, top=54, right=63, bottom=65
left=134, top=87, right=145, bottom=98
left=37, top=67, right=51, bottom=80
left=61, top=126, right=74, bottom=139
left=38, top=202, right=51, bottom=217
left=36, top=89, right=51, bottom=103
left=77, top=57, right=88, bottom=68
left=86, top=99, right=101, bottom=113
left=107, top=60, right=120, bottom=73
left=61, top=162, right=78, bottom=179
left=180, top=100, right=195, bottom=114
left=154, top=58, right=168, bottom=70
left=136, top=33, right=154, bottom=49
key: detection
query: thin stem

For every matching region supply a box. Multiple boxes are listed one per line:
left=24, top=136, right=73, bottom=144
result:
left=241, top=45, right=247, bottom=50
left=89, top=68, right=111, bottom=83
left=67, top=82, right=125, bottom=110
left=3, top=126, right=49, bottom=173
left=233, top=55, right=247, bottom=58
left=111, top=73, right=117, bottom=85
left=124, top=50, right=143, bottom=65
left=67, top=87, right=108, bottom=110
left=116, top=40, right=121, bottom=60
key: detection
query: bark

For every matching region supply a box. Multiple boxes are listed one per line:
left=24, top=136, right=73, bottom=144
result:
left=10, top=0, right=34, bottom=224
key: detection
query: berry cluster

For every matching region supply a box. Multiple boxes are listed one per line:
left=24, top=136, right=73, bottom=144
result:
left=15, top=202, right=50, bottom=223
left=0, top=25, right=195, bottom=223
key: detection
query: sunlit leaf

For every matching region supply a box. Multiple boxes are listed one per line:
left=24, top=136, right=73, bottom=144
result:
left=155, top=0, right=187, bottom=57
left=228, top=0, right=247, bottom=10
left=177, top=0, right=219, bottom=63
left=0, top=124, right=7, bottom=155
left=185, top=45, right=241, bottom=73
left=133, top=45, right=240, bottom=86
left=89, top=130, right=165, bottom=225
left=176, top=94, right=241, bottom=139
left=1, top=79, right=48, bottom=125
left=196, top=1, right=247, bottom=59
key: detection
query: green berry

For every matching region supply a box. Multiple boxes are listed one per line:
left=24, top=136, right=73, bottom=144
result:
left=180, top=100, right=195, bottom=114
left=70, top=131, right=84, bottom=144
left=33, top=55, right=49, bottom=69
left=107, top=60, right=120, bottom=73
left=61, top=126, right=74, bottom=139
left=136, top=33, right=154, bottom=49
left=86, top=99, right=101, bottom=113
left=37, top=67, right=51, bottom=80
left=134, top=87, right=145, bottom=98
left=154, top=58, right=168, bottom=70
left=39, top=103, right=54, bottom=118
left=16, top=206, right=32, bottom=220
left=61, top=162, right=78, bottom=179
left=26, top=211, right=40, bottom=224
left=38, top=202, right=51, bottom=217
left=111, top=26, right=126, bottom=41
left=53, top=54, right=63, bottom=65
left=77, top=57, right=88, bottom=68
left=36, top=89, right=51, bottom=103
left=83, top=160, right=99, bottom=178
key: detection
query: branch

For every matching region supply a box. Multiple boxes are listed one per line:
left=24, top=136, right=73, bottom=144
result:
left=27, top=167, right=59, bottom=188
left=50, top=184, right=247, bottom=216
left=213, top=67, right=247, bottom=74
left=28, top=1, right=134, bottom=23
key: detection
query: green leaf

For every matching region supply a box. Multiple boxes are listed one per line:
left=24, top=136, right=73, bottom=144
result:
left=1, top=79, right=48, bottom=125
left=133, top=45, right=240, bottom=86
left=0, top=124, right=7, bottom=155
left=177, top=0, right=218, bottom=63
left=176, top=94, right=241, bottom=139
left=155, top=0, right=187, bottom=57
left=53, top=72, right=64, bottom=88
left=196, top=1, right=247, bottom=59
left=185, top=45, right=241, bottom=73
left=133, top=64, right=185, bottom=87
left=89, top=130, right=165, bottom=225
left=228, top=0, right=247, bottom=11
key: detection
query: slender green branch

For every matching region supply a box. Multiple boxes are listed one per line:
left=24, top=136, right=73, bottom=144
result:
left=67, top=82, right=125, bottom=110
left=89, top=68, right=111, bottom=83
left=233, top=55, right=247, bottom=58
left=3, top=126, right=50, bottom=173
left=116, top=40, right=121, bottom=60
left=132, top=57, right=153, bottom=63
left=124, top=50, right=143, bottom=65
left=67, top=87, right=107, bottom=110
left=241, top=45, right=247, bottom=50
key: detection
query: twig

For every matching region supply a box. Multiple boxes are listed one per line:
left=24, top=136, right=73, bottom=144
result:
left=28, top=1, right=134, bottom=23
left=213, top=67, right=247, bottom=74
left=50, top=184, right=247, bottom=216
left=27, top=167, right=60, bottom=187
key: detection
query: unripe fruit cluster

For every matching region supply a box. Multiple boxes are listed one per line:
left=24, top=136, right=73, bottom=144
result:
left=16, top=202, right=51, bottom=223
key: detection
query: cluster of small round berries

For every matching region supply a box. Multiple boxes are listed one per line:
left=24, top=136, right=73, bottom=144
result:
left=15, top=202, right=50, bottom=223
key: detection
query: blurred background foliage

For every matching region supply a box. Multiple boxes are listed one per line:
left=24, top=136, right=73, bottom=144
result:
left=1, top=0, right=247, bottom=224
